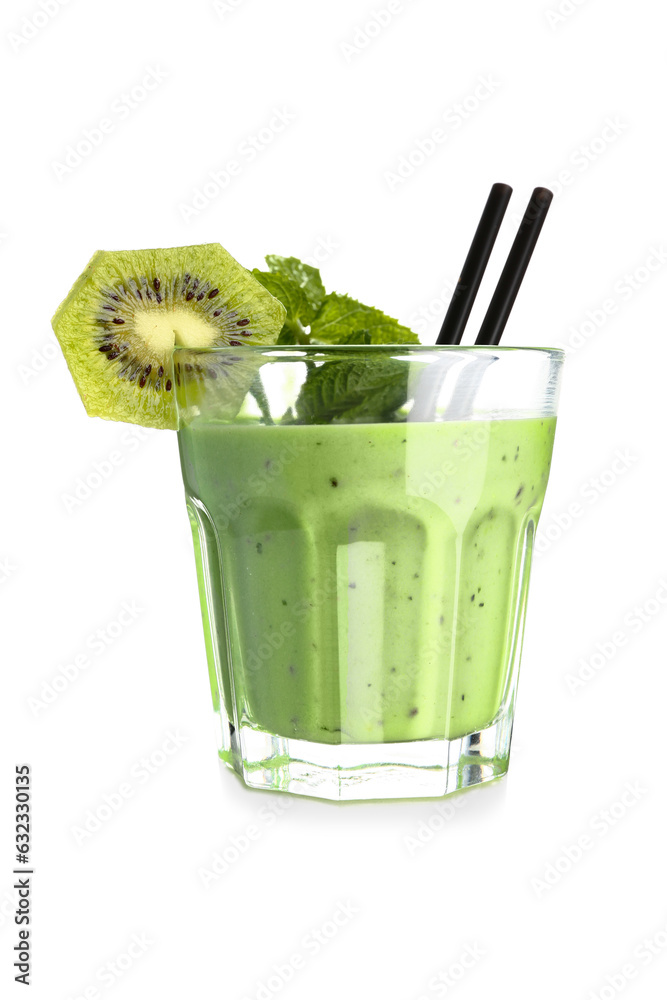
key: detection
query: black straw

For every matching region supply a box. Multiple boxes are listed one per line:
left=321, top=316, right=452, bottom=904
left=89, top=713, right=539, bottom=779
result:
left=436, top=182, right=513, bottom=345
left=475, top=186, right=553, bottom=346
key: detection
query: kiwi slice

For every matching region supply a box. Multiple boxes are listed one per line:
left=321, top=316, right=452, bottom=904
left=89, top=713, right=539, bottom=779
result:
left=52, top=244, right=286, bottom=429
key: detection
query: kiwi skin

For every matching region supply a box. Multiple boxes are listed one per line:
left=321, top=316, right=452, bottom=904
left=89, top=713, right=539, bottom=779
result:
left=52, top=244, right=286, bottom=430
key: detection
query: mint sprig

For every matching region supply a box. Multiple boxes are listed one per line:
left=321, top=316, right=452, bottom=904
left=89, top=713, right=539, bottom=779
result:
left=252, top=254, right=419, bottom=347
left=252, top=254, right=418, bottom=423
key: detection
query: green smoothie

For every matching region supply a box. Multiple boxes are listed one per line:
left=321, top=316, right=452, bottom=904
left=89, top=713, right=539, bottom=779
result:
left=179, top=416, right=556, bottom=745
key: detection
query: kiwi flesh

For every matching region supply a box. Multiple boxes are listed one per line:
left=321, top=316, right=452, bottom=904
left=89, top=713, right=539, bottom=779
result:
left=52, top=244, right=286, bottom=429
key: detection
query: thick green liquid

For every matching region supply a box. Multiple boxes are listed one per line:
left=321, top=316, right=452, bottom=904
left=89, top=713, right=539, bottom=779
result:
left=179, top=417, right=556, bottom=744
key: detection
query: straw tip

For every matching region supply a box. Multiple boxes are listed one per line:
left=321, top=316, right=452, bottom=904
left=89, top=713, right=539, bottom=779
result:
left=532, top=186, right=554, bottom=205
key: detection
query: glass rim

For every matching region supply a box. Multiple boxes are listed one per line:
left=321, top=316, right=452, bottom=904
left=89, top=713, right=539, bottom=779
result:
left=173, top=343, right=565, bottom=359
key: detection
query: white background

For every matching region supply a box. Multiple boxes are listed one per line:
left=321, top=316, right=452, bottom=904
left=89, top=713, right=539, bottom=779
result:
left=2, top=1, right=666, bottom=998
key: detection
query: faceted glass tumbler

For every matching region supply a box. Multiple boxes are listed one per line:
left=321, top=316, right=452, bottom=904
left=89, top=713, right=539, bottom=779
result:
left=176, top=345, right=563, bottom=800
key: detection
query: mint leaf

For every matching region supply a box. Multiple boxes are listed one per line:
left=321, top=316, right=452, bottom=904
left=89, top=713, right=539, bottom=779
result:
left=294, top=357, right=409, bottom=424
left=265, top=255, right=326, bottom=320
left=336, top=329, right=372, bottom=345
left=252, top=269, right=309, bottom=326
left=252, top=269, right=310, bottom=344
left=310, top=293, right=419, bottom=345
left=276, top=324, right=300, bottom=345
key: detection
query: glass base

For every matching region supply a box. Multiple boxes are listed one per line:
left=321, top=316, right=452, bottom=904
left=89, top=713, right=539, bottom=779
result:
left=219, top=713, right=512, bottom=801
